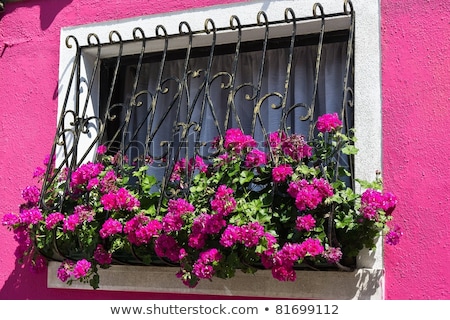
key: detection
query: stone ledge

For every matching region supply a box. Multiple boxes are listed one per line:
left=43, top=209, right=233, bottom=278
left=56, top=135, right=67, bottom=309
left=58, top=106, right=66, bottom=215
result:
left=47, top=262, right=384, bottom=299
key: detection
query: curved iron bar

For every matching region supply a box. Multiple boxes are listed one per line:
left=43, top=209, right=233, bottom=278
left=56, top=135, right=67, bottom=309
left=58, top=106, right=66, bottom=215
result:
left=142, top=25, right=170, bottom=167
left=341, top=0, right=355, bottom=189
left=68, top=33, right=103, bottom=170
left=39, top=35, right=80, bottom=213
left=249, top=10, right=270, bottom=142
left=124, top=26, right=169, bottom=167
left=121, top=27, right=147, bottom=170
left=223, top=14, right=244, bottom=134
left=156, top=21, right=195, bottom=211
left=307, top=3, right=326, bottom=140
left=98, top=31, right=125, bottom=157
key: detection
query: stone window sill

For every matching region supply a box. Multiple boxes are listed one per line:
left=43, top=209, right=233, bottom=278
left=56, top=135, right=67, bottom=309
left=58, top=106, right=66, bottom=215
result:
left=47, top=262, right=383, bottom=299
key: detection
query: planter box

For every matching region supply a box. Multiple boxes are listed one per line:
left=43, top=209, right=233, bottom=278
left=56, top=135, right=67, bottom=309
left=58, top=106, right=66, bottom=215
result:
left=47, top=262, right=383, bottom=299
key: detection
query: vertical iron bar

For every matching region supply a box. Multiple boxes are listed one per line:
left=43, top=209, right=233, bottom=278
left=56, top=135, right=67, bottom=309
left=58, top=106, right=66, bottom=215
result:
left=98, top=31, right=124, bottom=153
left=342, top=0, right=355, bottom=189
left=121, top=28, right=147, bottom=167
left=250, top=10, right=270, bottom=139
left=157, top=21, right=193, bottom=208
left=40, top=35, right=81, bottom=212
left=308, top=3, right=326, bottom=140
left=142, top=25, right=169, bottom=165
left=224, top=15, right=243, bottom=134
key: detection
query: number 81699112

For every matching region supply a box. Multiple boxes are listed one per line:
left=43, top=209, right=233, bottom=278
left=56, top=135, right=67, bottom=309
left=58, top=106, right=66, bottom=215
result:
left=275, top=304, right=339, bottom=315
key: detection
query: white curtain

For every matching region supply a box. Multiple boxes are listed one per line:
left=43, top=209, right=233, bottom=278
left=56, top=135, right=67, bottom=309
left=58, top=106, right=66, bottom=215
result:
left=118, top=41, right=348, bottom=176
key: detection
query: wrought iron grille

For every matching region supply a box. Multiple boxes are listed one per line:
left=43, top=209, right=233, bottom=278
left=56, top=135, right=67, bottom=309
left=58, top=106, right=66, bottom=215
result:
left=40, top=1, right=355, bottom=216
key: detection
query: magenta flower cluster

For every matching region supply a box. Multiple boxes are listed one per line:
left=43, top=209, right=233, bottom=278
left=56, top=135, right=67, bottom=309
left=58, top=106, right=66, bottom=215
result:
left=94, top=244, right=112, bottom=265
left=1, top=182, right=49, bottom=274
left=245, top=148, right=267, bottom=168
left=295, top=214, right=316, bottom=232
left=3, top=186, right=43, bottom=228
left=316, top=112, right=342, bottom=133
left=162, top=198, right=195, bottom=232
left=210, top=185, right=236, bottom=216
left=272, top=164, right=294, bottom=183
left=70, top=162, right=104, bottom=192
left=21, top=185, right=40, bottom=206
left=125, top=213, right=162, bottom=245
left=360, top=188, right=397, bottom=220
left=192, top=248, right=222, bottom=279
left=262, top=238, right=325, bottom=281
left=323, top=246, right=343, bottom=264
left=101, top=187, right=140, bottom=211
left=99, top=217, right=123, bottom=238
left=57, top=259, right=92, bottom=282
left=287, top=178, right=334, bottom=211
left=170, top=155, right=208, bottom=182
left=223, top=128, right=257, bottom=153
left=220, top=221, right=266, bottom=248
left=268, top=131, right=312, bottom=161
left=385, top=224, right=402, bottom=246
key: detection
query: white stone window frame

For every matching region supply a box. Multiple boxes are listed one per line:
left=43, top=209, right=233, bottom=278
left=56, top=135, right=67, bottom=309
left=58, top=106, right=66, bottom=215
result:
left=50, top=0, right=383, bottom=299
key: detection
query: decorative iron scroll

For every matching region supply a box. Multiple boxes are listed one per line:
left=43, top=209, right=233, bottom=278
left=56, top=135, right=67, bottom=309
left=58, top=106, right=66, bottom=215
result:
left=40, top=1, right=355, bottom=217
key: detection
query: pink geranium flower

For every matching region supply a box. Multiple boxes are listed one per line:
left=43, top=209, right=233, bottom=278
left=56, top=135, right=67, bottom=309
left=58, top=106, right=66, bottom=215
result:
left=316, top=112, right=342, bottom=133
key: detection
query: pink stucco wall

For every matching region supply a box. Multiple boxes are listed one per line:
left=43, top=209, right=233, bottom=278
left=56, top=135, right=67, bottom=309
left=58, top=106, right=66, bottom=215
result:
left=1, top=0, right=449, bottom=300
left=381, top=0, right=450, bottom=299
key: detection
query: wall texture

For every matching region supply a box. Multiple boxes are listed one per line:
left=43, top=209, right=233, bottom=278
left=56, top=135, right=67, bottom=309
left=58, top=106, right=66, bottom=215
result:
left=381, top=0, right=450, bottom=299
left=0, top=0, right=449, bottom=299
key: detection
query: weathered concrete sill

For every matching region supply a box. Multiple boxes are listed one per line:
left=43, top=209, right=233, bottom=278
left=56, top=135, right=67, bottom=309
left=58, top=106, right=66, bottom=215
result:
left=47, top=262, right=383, bottom=299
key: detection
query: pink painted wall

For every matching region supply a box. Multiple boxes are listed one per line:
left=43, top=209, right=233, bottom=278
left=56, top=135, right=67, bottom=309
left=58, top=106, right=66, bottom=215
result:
left=1, top=0, right=449, bottom=300
left=381, top=0, right=450, bottom=299
left=0, top=0, right=249, bottom=300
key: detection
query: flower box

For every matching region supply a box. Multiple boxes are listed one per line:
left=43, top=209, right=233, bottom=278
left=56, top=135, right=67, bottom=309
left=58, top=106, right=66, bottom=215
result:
left=46, top=262, right=384, bottom=299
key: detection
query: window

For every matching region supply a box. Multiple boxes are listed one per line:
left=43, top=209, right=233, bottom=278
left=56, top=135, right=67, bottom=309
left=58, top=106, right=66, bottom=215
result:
left=47, top=0, right=384, bottom=298
left=50, top=1, right=355, bottom=204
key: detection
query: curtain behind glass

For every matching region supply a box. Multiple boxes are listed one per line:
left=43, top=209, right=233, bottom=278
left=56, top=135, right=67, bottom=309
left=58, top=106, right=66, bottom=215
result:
left=118, top=41, right=348, bottom=178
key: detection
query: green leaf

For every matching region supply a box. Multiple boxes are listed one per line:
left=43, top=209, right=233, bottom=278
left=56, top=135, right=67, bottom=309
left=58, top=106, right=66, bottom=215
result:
left=335, top=214, right=354, bottom=229
left=356, top=178, right=383, bottom=190
left=338, top=166, right=352, bottom=177
left=341, top=145, right=359, bottom=155
left=298, top=164, right=316, bottom=176
left=90, top=273, right=100, bottom=290
left=239, top=170, right=254, bottom=185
